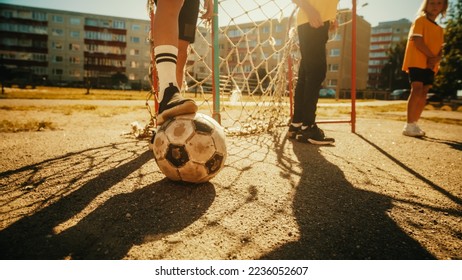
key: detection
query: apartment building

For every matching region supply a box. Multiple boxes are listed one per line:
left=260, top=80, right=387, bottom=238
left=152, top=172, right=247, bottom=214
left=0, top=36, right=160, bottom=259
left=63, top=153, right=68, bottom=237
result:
left=328, top=9, right=371, bottom=95
left=368, top=18, right=411, bottom=89
left=0, top=3, right=152, bottom=88
left=218, top=10, right=371, bottom=95
left=1, top=3, right=374, bottom=95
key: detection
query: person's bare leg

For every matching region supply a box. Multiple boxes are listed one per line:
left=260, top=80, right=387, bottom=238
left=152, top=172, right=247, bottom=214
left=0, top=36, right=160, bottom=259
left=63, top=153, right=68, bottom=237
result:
left=153, top=0, right=197, bottom=125
left=176, top=39, right=190, bottom=89
left=403, top=81, right=427, bottom=137
left=414, top=85, right=431, bottom=122
left=407, top=82, right=425, bottom=123
left=153, top=0, right=182, bottom=48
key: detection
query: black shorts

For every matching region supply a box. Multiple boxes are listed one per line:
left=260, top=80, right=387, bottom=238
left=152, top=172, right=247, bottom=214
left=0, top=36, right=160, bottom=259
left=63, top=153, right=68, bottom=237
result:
left=154, top=0, right=200, bottom=43
left=408, top=67, right=435, bottom=86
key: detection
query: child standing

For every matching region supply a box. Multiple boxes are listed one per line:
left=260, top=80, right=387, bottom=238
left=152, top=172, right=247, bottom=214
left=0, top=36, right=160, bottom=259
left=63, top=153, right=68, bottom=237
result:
left=289, top=0, right=338, bottom=145
left=401, top=0, right=448, bottom=137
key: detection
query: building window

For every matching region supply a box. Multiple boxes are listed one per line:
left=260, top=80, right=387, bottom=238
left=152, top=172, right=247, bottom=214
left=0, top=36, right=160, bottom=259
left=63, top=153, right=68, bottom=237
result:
left=33, top=53, right=47, bottom=61
left=19, top=25, right=30, bottom=33
left=69, top=43, right=80, bottom=51
left=275, top=24, right=283, bottom=33
left=70, top=31, right=80, bottom=38
left=52, top=42, right=63, bottom=49
left=327, top=79, right=337, bottom=86
left=329, top=48, right=340, bottom=57
left=70, top=18, right=81, bottom=25
left=130, top=37, right=140, bottom=43
left=18, top=38, right=31, bottom=47
left=370, top=52, right=387, bottom=58
left=85, top=18, right=98, bottom=27
left=113, top=20, right=125, bottom=29
left=332, top=33, right=342, bottom=41
left=53, top=56, right=64, bottom=63
left=69, top=57, right=80, bottom=64
left=52, top=69, right=63, bottom=75
left=227, top=29, right=242, bottom=38
left=52, top=29, right=64, bottom=36
left=100, top=20, right=110, bottom=28
left=328, top=64, right=339, bottom=72
left=130, top=49, right=140, bottom=55
left=52, top=15, right=64, bottom=23
left=69, top=69, right=81, bottom=77
left=130, top=61, right=139, bottom=68
left=32, top=67, right=47, bottom=75
left=34, top=26, right=47, bottom=35
left=1, top=10, right=13, bottom=18
left=132, top=24, right=141, bottom=31
left=115, top=34, right=126, bottom=42
left=18, top=10, right=32, bottom=19
left=32, top=11, right=47, bottom=21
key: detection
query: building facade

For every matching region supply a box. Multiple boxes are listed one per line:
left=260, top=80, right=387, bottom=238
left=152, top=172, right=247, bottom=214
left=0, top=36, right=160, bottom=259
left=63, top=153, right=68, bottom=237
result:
left=0, top=3, right=156, bottom=89
left=217, top=10, right=371, bottom=96
left=368, top=18, right=411, bottom=89
left=2, top=3, right=374, bottom=95
left=329, top=9, right=371, bottom=95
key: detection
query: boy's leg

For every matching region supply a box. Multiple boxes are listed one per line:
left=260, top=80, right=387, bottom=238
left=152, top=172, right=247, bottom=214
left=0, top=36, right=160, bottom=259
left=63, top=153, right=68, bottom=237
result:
left=176, top=39, right=190, bottom=89
left=176, top=0, right=200, bottom=88
left=294, top=23, right=334, bottom=144
left=288, top=65, right=305, bottom=138
left=153, top=0, right=197, bottom=125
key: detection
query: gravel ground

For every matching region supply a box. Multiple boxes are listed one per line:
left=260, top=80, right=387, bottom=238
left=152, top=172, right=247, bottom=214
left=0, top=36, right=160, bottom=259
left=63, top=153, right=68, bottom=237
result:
left=0, top=99, right=461, bottom=260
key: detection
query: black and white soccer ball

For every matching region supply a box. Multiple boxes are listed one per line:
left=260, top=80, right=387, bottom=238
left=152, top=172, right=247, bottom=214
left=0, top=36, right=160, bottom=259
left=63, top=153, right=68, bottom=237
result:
left=151, top=113, right=227, bottom=183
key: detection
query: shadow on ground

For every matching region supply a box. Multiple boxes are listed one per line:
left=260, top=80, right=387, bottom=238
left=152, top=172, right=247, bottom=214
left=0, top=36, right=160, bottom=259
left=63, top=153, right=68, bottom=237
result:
left=0, top=142, right=215, bottom=259
left=261, top=132, right=434, bottom=259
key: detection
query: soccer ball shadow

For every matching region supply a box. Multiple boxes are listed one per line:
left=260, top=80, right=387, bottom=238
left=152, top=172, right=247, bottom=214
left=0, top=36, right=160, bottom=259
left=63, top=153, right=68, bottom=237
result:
left=151, top=113, right=227, bottom=183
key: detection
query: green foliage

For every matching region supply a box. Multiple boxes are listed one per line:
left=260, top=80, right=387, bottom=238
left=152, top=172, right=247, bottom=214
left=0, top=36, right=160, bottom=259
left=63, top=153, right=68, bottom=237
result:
left=435, top=0, right=462, bottom=97
left=381, top=40, right=409, bottom=90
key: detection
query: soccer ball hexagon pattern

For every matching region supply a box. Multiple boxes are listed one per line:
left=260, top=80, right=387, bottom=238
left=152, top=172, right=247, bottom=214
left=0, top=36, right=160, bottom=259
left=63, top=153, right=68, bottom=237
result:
left=151, top=113, right=227, bottom=183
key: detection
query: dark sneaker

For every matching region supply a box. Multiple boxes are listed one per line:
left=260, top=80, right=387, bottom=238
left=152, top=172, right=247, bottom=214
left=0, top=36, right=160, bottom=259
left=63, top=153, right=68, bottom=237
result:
left=296, top=124, right=335, bottom=145
left=157, top=83, right=198, bottom=125
left=287, top=124, right=301, bottom=139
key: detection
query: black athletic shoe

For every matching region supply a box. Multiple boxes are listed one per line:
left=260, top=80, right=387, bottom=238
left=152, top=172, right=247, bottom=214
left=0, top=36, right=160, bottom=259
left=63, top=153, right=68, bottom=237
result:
left=157, top=83, right=198, bottom=125
left=287, top=124, right=301, bottom=139
left=296, top=124, right=335, bottom=145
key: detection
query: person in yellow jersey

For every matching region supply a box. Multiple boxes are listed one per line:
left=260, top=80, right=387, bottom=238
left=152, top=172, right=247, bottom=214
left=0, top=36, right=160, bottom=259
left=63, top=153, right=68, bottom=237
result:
left=288, top=0, right=338, bottom=145
left=401, top=0, right=447, bottom=137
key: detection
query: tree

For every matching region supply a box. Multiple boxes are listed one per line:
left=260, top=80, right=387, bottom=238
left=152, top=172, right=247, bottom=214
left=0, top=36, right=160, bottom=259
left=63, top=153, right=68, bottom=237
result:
left=111, top=72, right=129, bottom=89
left=380, top=39, right=409, bottom=90
left=435, top=0, right=462, bottom=98
left=0, top=64, right=12, bottom=94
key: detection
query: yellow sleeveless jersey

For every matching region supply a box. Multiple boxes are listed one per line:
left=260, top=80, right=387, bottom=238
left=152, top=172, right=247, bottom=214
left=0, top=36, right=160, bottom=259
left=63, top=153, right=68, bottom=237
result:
left=402, top=15, right=444, bottom=73
left=296, top=0, right=339, bottom=26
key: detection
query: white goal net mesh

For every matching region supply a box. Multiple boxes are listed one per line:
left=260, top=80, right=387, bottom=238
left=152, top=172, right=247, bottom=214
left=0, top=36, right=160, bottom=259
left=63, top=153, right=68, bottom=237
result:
left=147, top=0, right=300, bottom=136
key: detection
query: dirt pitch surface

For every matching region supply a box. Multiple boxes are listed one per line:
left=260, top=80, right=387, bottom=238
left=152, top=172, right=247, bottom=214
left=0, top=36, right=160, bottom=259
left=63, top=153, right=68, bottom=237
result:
left=0, top=99, right=461, bottom=260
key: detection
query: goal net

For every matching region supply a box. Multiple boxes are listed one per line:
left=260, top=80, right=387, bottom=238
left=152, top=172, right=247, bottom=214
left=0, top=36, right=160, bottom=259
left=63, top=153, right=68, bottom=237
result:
left=147, top=0, right=301, bottom=136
